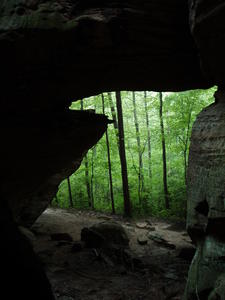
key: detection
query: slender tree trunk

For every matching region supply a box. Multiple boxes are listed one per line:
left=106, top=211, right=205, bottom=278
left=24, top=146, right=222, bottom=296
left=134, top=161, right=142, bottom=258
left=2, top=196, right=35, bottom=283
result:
left=184, top=108, right=192, bottom=185
left=81, top=99, right=92, bottom=208
left=159, top=92, right=170, bottom=209
left=102, top=94, right=115, bottom=214
left=132, top=91, right=144, bottom=204
left=90, top=146, right=96, bottom=209
left=84, top=157, right=92, bottom=207
left=115, top=91, right=131, bottom=217
left=67, top=177, right=73, bottom=208
left=108, top=92, right=118, bottom=130
left=144, top=91, right=152, bottom=180
left=108, top=92, right=120, bottom=149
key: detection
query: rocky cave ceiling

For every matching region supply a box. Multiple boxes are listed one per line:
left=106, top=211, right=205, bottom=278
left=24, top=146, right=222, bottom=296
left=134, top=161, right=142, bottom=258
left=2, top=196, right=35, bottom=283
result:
left=0, top=0, right=223, bottom=114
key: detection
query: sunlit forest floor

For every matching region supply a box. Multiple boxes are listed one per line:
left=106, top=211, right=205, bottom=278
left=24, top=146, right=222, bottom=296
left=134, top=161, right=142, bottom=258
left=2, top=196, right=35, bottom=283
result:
left=31, top=208, right=195, bottom=300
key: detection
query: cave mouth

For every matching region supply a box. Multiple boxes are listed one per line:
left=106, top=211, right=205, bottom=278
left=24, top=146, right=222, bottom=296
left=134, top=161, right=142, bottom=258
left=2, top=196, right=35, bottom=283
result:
left=52, top=88, right=216, bottom=218
left=28, top=88, right=215, bottom=299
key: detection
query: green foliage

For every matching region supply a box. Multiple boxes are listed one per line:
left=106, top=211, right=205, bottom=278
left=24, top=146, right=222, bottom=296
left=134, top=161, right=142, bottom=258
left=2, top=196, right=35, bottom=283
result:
left=52, top=88, right=216, bottom=221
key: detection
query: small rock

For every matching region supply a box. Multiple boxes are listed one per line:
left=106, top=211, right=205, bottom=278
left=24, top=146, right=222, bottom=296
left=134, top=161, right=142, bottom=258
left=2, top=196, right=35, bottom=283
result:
left=50, top=233, right=73, bottom=242
left=97, top=215, right=113, bottom=220
left=145, top=219, right=153, bottom=226
left=125, top=222, right=132, bottom=227
left=147, top=225, right=156, bottom=231
left=56, top=241, right=72, bottom=247
left=148, top=233, right=176, bottom=249
left=71, top=241, right=84, bottom=252
left=137, top=234, right=148, bottom=245
left=182, top=232, right=189, bottom=237
left=136, top=222, right=148, bottom=229
left=164, top=272, right=178, bottom=280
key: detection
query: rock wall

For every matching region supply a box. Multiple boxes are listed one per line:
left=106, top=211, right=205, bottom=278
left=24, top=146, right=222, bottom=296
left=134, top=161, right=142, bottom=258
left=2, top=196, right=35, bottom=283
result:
left=189, top=0, right=225, bottom=87
left=184, top=91, right=225, bottom=299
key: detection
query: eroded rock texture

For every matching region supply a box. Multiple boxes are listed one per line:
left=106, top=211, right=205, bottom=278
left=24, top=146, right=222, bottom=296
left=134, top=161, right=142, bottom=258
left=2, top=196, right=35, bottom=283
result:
left=184, top=91, right=225, bottom=299
left=0, top=1, right=225, bottom=299
left=0, top=0, right=210, bottom=115
left=189, top=0, right=225, bottom=87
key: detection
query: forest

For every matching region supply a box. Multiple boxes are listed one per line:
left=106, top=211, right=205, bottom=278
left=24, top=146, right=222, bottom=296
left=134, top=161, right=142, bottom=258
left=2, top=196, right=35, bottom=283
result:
left=52, top=88, right=216, bottom=221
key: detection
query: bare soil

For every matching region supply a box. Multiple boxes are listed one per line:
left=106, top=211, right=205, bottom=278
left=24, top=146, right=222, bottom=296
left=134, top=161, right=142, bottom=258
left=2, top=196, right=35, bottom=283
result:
left=31, top=208, right=194, bottom=300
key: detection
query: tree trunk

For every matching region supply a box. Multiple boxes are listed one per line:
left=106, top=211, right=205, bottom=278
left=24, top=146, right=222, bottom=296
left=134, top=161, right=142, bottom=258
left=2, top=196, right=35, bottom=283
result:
left=84, top=156, right=92, bottom=208
left=90, top=146, right=96, bottom=209
left=132, top=91, right=144, bottom=203
left=102, top=94, right=115, bottom=214
left=67, top=177, right=73, bottom=208
left=115, top=91, right=131, bottom=217
left=81, top=99, right=92, bottom=208
left=108, top=92, right=118, bottom=130
left=159, top=92, right=170, bottom=209
left=108, top=92, right=120, bottom=150
left=144, top=91, right=152, bottom=180
left=184, top=108, right=192, bottom=185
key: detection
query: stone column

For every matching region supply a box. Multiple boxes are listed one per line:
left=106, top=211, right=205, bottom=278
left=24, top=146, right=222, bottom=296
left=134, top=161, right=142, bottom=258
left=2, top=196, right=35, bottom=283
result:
left=184, top=90, right=225, bottom=299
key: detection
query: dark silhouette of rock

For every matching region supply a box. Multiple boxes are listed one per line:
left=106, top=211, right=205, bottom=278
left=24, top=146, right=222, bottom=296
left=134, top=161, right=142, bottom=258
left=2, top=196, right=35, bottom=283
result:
left=137, top=234, right=148, bottom=245
left=81, top=221, right=129, bottom=249
left=184, top=91, right=225, bottom=299
left=0, top=1, right=225, bottom=299
left=51, top=233, right=73, bottom=242
left=177, top=247, right=196, bottom=261
left=148, top=233, right=176, bottom=249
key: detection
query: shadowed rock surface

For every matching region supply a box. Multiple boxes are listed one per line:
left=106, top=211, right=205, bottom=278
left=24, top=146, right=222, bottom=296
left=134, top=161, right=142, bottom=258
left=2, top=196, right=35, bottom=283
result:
left=0, top=1, right=225, bottom=299
left=184, top=90, right=225, bottom=299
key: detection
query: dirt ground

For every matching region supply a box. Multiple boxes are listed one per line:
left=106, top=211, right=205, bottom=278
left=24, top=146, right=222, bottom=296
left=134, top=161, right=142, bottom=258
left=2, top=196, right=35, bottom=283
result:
left=31, top=208, right=194, bottom=300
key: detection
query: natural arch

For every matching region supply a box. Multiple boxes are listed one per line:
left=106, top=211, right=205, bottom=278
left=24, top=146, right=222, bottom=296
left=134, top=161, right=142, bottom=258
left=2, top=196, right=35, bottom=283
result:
left=0, top=1, right=225, bottom=299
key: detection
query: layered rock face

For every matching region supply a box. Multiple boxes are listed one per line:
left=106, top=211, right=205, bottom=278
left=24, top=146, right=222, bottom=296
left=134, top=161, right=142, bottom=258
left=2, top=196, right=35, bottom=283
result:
left=184, top=91, right=225, bottom=299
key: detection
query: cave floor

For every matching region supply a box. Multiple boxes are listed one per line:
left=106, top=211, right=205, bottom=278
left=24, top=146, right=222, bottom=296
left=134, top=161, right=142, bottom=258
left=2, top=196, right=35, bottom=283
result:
left=31, top=208, right=193, bottom=300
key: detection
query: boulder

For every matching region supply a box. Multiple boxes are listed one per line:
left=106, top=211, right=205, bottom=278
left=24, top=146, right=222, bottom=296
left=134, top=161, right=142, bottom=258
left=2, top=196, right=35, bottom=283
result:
left=136, top=222, right=148, bottom=229
left=137, top=234, right=148, bottom=245
left=184, top=91, right=225, bottom=299
left=81, top=221, right=129, bottom=249
left=50, top=233, right=73, bottom=242
left=148, top=233, right=176, bottom=249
